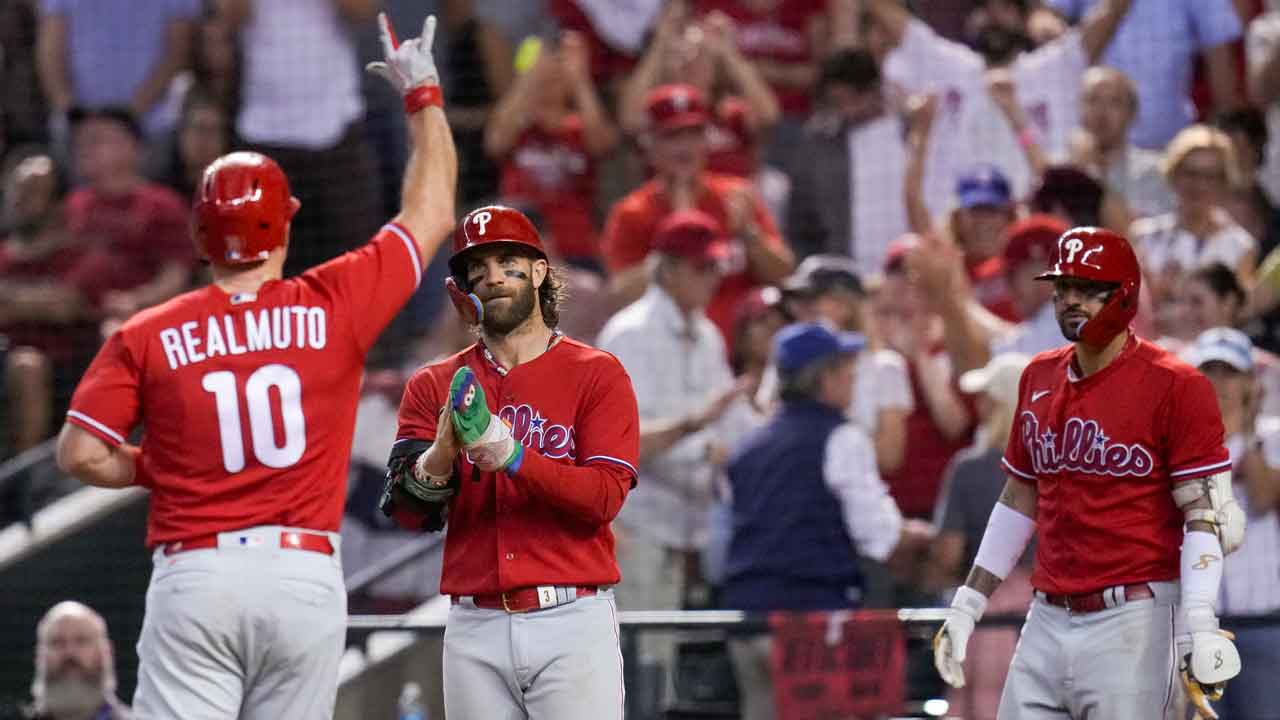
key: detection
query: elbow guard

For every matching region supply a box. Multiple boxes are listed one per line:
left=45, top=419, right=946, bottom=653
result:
left=1173, top=470, right=1246, bottom=555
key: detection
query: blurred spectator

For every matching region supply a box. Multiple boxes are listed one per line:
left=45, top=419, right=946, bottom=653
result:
left=1216, top=108, right=1280, bottom=256
left=1046, top=0, right=1243, bottom=150
left=1068, top=66, right=1173, bottom=218
left=25, top=601, right=130, bottom=720
left=873, top=237, right=975, bottom=520
left=1178, top=328, right=1280, bottom=720
left=219, top=0, right=382, bottom=277
left=722, top=322, right=930, bottom=720
left=1250, top=4, right=1280, bottom=203
left=1, top=0, right=49, bottom=156
left=485, top=31, right=618, bottom=268
left=729, top=285, right=789, bottom=398
left=148, top=91, right=233, bottom=200
left=597, top=211, right=746, bottom=711
left=871, top=0, right=1131, bottom=204
left=1132, top=124, right=1258, bottom=338
left=620, top=1, right=781, bottom=177
left=442, top=0, right=512, bottom=206
left=719, top=97, right=791, bottom=226
left=694, top=0, right=828, bottom=120
left=0, top=152, right=103, bottom=458
left=153, top=7, right=241, bottom=133
left=779, top=255, right=913, bottom=475
left=65, top=106, right=193, bottom=329
left=922, top=351, right=1034, bottom=720
left=1029, top=164, right=1131, bottom=232
left=547, top=0, right=658, bottom=86
left=603, top=83, right=793, bottom=349
left=36, top=0, right=200, bottom=138
left=786, top=49, right=912, bottom=275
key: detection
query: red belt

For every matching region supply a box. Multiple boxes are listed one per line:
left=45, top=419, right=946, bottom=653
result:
left=162, top=531, right=334, bottom=556
left=1038, top=583, right=1153, bottom=614
left=453, top=586, right=597, bottom=613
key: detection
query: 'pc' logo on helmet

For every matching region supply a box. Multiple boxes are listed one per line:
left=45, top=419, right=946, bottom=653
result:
left=1063, top=237, right=1104, bottom=270
left=473, top=211, right=493, bottom=236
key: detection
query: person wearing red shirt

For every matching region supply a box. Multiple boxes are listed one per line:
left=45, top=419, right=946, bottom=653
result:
left=934, top=228, right=1246, bottom=718
left=384, top=205, right=639, bottom=719
left=604, top=83, right=793, bottom=349
left=485, top=30, right=618, bottom=267
left=52, top=16, right=457, bottom=719
left=618, top=2, right=781, bottom=176
left=64, top=106, right=195, bottom=328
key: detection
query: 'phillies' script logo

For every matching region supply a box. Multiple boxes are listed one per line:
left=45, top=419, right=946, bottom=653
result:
left=1019, top=411, right=1153, bottom=477
left=498, top=403, right=576, bottom=460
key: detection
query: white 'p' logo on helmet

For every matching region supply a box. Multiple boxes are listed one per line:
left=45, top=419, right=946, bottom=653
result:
left=1063, top=237, right=1084, bottom=264
left=473, top=210, right=493, bottom=236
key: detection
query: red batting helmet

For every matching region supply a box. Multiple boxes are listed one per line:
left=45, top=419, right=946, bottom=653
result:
left=1036, top=226, right=1141, bottom=346
left=193, top=152, right=300, bottom=265
left=449, top=205, right=548, bottom=279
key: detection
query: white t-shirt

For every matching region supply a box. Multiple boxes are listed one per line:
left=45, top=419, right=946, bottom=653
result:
left=238, top=0, right=364, bottom=148
left=847, top=116, right=912, bottom=277
left=883, top=19, right=1088, bottom=207
left=852, top=348, right=915, bottom=432
left=1220, top=426, right=1280, bottom=615
left=1131, top=213, right=1257, bottom=277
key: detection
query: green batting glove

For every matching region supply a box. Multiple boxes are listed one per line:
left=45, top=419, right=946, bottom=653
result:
left=448, top=366, right=524, bottom=471
left=448, top=366, right=491, bottom=445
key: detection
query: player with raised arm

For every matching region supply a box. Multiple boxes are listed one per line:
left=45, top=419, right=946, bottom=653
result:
left=933, top=227, right=1244, bottom=719
left=53, top=14, right=455, bottom=719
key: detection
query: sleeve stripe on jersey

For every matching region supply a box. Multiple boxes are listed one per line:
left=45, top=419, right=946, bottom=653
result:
left=1169, top=459, right=1233, bottom=478
left=584, top=455, right=638, bottom=477
left=1001, top=456, right=1036, bottom=480
left=66, top=410, right=125, bottom=445
left=384, top=223, right=422, bottom=290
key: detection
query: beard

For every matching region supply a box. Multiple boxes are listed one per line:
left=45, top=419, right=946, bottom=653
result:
left=37, top=675, right=105, bottom=717
left=479, top=279, right=537, bottom=336
left=1057, top=309, right=1090, bottom=341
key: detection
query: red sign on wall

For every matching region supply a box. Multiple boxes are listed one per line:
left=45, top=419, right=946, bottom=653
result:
left=769, top=610, right=907, bottom=719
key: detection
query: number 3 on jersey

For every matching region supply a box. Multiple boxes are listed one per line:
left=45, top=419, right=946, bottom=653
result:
left=201, top=364, right=306, bottom=473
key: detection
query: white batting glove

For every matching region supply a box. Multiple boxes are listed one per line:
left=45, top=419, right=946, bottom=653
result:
left=933, top=586, right=987, bottom=688
left=1178, top=606, right=1241, bottom=719
left=366, top=13, right=441, bottom=113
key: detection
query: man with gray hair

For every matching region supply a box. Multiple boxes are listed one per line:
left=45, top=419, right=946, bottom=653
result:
left=26, top=601, right=130, bottom=720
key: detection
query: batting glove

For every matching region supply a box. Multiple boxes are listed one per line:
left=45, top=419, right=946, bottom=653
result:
left=1178, top=606, right=1241, bottom=719
left=366, top=13, right=442, bottom=113
left=933, top=585, right=987, bottom=689
left=448, top=366, right=523, bottom=473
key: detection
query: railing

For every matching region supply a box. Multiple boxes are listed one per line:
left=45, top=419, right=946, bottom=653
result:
left=344, top=532, right=443, bottom=598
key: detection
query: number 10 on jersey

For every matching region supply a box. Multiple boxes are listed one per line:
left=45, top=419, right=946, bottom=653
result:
left=201, top=364, right=307, bottom=473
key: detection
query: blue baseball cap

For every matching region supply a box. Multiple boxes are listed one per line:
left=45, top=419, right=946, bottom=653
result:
left=773, top=322, right=866, bottom=374
left=1182, top=326, right=1254, bottom=372
left=956, top=164, right=1012, bottom=208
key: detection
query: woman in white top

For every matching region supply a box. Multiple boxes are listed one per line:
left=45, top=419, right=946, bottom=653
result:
left=1131, top=124, right=1258, bottom=338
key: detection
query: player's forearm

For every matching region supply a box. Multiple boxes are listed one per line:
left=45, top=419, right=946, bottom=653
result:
left=512, top=450, right=631, bottom=525
left=396, top=107, right=458, bottom=258
left=56, top=425, right=139, bottom=489
left=1078, top=0, right=1132, bottom=64
left=962, top=479, right=1037, bottom=597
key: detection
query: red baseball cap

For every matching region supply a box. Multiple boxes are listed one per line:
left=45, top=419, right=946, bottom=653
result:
left=883, top=233, right=922, bottom=273
left=646, top=84, right=709, bottom=133
left=653, top=210, right=729, bottom=265
left=1002, top=214, right=1069, bottom=272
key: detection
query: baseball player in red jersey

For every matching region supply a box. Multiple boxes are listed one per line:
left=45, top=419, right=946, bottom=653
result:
left=933, top=227, right=1247, bottom=719
left=382, top=204, right=639, bottom=719
left=52, top=14, right=456, bottom=719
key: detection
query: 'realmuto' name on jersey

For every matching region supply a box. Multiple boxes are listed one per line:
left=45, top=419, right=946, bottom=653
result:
left=159, top=306, right=328, bottom=370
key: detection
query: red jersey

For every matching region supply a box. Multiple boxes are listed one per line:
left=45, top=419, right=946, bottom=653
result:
left=396, top=337, right=640, bottom=596
left=65, top=224, right=426, bottom=548
left=602, top=173, right=785, bottom=349
left=499, top=115, right=599, bottom=261
left=1001, top=336, right=1230, bottom=595
left=63, top=183, right=194, bottom=290
left=0, top=238, right=107, bottom=364
left=695, top=0, right=825, bottom=115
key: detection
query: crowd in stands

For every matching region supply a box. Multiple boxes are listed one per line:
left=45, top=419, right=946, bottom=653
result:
left=2, top=0, right=1280, bottom=715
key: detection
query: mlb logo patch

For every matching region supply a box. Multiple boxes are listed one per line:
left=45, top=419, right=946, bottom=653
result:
left=230, top=292, right=257, bottom=305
